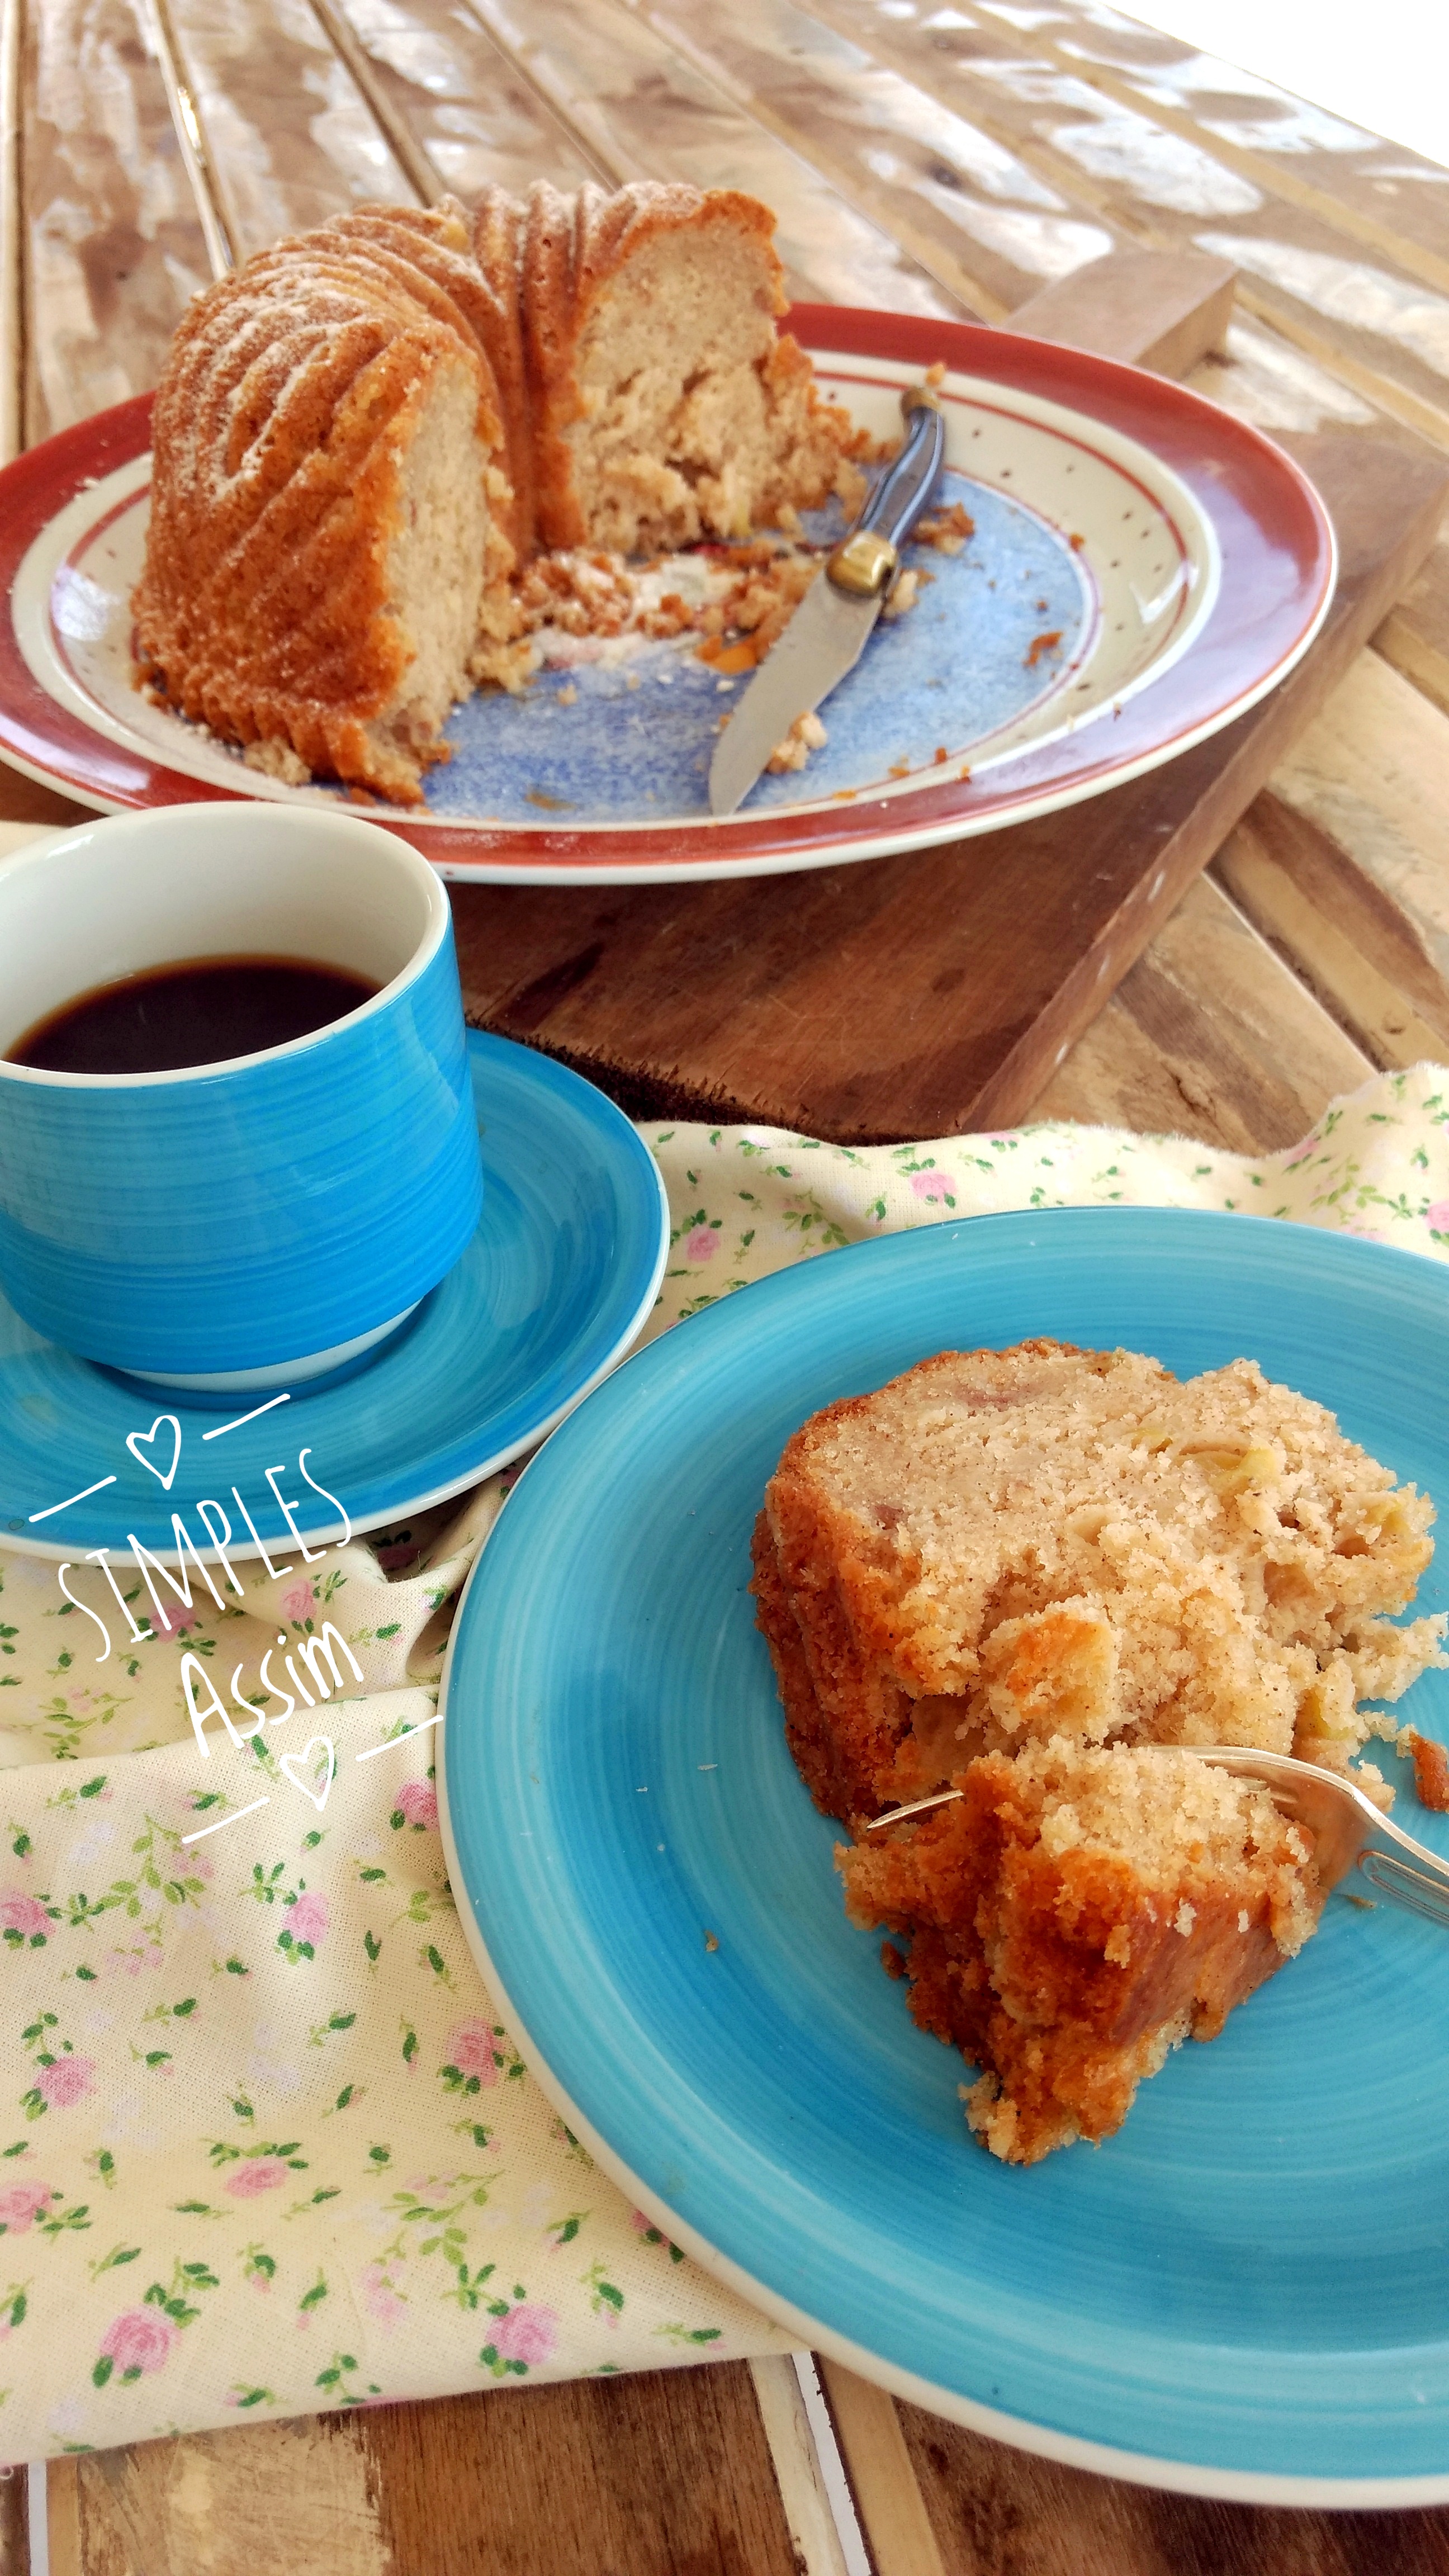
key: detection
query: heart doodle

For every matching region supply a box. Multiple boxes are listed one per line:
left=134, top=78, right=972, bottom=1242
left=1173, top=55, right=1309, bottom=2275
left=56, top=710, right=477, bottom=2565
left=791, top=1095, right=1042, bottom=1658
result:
left=126, top=1414, right=183, bottom=1490
left=280, top=1738, right=335, bottom=1813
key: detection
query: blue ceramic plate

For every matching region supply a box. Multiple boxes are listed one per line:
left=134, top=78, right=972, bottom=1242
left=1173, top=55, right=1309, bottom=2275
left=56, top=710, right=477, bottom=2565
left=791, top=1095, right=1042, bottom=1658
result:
left=440, top=1210, right=1449, bottom=2503
left=2, top=1032, right=668, bottom=1562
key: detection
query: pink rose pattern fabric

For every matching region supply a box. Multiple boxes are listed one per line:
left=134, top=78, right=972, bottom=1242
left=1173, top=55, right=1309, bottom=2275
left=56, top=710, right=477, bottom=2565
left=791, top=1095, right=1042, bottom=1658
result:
left=3, top=1062, right=1449, bottom=2459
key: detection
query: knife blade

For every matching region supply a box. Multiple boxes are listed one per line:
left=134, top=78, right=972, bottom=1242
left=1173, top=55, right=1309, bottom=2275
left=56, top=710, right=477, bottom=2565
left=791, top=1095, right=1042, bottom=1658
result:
left=708, top=384, right=946, bottom=819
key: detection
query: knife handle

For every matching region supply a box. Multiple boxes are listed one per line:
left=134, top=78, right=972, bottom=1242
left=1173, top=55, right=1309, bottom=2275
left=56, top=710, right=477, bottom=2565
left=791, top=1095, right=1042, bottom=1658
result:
left=827, top=387, right=946, bottom=598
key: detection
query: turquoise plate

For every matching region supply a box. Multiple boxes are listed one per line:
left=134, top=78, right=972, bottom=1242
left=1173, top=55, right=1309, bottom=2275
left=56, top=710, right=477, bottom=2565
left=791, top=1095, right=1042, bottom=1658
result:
left=440, top=1209, right=1449, bottom=2502
left=2, top=1031, right=668, bottom=1561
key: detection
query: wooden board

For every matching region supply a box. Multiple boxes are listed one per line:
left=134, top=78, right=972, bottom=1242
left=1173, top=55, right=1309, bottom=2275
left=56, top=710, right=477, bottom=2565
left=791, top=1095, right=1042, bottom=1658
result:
left=42, top=2365, right=806, bottom=2576
left=450, top=426, right=1449, bottom=1144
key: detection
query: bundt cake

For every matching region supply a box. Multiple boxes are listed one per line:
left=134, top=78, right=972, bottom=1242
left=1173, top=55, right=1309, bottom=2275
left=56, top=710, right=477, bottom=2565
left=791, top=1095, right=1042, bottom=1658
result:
left=134, top=184, right=872, bottom=804
left=753, top=1342, right=1446, bottom=2160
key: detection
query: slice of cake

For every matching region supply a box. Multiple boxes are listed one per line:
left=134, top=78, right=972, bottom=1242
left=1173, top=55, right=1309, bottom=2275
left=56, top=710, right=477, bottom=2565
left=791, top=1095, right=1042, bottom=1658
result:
left=754, top=1341, right=1443, bottom=1829
left=838, top=1739, right=1324, bottom=2163
left=754, top=1342, right=1445, bottom=2161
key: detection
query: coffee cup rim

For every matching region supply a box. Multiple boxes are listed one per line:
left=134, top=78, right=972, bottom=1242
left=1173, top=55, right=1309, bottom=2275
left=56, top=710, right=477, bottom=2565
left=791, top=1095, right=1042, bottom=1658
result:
left=0, top=802, right=449, bottom=1090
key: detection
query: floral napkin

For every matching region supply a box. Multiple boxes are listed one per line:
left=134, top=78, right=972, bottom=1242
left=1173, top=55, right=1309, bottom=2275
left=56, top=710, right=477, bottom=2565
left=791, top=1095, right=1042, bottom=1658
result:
left=2, top=1058, right=1448, bottom=2462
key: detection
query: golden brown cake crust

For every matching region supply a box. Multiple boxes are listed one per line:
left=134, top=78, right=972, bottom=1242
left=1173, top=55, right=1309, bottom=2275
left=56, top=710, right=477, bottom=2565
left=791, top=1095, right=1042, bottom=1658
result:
left=134, top=201, right=510, bottom=804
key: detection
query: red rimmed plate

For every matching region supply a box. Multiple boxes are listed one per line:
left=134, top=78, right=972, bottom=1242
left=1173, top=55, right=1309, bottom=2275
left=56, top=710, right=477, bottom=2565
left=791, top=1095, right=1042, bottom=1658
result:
left=0, top=309, right=1334, bottom=884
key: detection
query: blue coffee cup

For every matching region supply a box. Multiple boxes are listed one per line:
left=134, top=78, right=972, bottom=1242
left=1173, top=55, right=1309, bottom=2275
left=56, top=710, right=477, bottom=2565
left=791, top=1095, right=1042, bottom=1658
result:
left=0, top=803, right=482, bottom=1387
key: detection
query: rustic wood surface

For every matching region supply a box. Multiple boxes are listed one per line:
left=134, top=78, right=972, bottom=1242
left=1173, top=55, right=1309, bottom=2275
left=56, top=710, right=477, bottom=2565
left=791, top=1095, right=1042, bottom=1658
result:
left=6, top=0, right=1449, bottom=2564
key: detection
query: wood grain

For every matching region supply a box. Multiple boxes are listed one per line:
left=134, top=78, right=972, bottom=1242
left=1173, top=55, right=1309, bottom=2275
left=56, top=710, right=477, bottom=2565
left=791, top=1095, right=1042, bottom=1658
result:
left=44, top=2365, right=806, bottom=2575
left=0, top=2469, right=30, bottom=2576
left=1214, top=793, right=1449, bottom=1071
left=17, top=0, right=214, bottom=447
left=449, top=433, right=1449, bottom=1144
left=468, top=0, right=961, bottom=316
left=716, top=0, right=1449, bottom=447
left=1376, top=541, right=1449, bottom=720
left=1001, top=247, right=1237, bottom=378
left=325, top=0, right=600, bottom=202
left=897, top=2405, right=1449, bottom=2576
left=356, top=2367, right=804, bottom=2576
left=818, top=2365, right=946, bottom=2576
left=162, top=0, right=419, bottom=261
left=1035, top=866, right=1372, bottom=1148
left=632, top=0, right=1117, bottom=319
left=1269, top=648, right=1449, bottom=978
left=997, top=0, right=1449, bottom=302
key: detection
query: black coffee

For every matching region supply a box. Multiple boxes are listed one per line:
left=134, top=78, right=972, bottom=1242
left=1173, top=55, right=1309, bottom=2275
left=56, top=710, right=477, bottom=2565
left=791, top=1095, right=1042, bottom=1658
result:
left=9, top=955, right=380, bottom=1075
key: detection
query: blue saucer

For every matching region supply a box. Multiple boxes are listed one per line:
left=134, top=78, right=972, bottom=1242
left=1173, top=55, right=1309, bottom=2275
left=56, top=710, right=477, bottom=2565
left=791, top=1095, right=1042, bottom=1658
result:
left=441, top=1210, right=1449, bottom=2502
left=2, top=1032, right=668, bottom=1560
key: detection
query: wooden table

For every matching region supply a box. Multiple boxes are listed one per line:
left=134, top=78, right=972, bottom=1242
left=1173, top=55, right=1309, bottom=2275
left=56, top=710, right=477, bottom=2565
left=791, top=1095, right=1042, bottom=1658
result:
left=4, top=0, right=1449, bottom=2563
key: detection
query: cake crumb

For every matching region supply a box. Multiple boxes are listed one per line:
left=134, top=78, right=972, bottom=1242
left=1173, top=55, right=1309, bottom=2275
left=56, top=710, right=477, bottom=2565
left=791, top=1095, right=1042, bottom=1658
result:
left=1408, top=1729, right=1449, bottom=1811
left=703, top=1929, right=719, bottom=1953
left=767, top=709, right=828, bottom=774
left=1025, top=629, right=1063, bottom=669
left=556, top=683, right=578, bottom=705
left=882, top=567, right=921, bottom=622
left=916, top=500, right=974, bottom=554
left=244, top=736, right=310, bottom=786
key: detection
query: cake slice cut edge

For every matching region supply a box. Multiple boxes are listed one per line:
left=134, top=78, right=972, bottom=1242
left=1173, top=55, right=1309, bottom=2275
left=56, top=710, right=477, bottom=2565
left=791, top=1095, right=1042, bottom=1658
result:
left=837, top=1737, right=1325, bottom=2165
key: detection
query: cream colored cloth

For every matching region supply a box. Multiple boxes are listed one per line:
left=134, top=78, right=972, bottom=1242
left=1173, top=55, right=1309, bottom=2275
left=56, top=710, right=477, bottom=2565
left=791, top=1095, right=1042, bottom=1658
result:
left=2, top=1059, right=1448, bottom=2460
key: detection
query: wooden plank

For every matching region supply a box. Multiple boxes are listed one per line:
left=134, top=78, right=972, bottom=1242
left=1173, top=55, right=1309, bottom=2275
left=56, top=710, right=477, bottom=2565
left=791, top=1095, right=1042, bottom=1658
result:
left=749, top=2356, right=855, bottom=2576
left=54, top=2416, right=388, bottom=2575
left=1001, top=245, right=1235, bottom=374
left=896, top=2401, right=1449, bottom=2575
left=630, top=0, right=1118, bottom=318
left=1214, top=792, right=1449, bottom=1072
left=17, top=0, right=217, bottom=447
left=1269, top=646, right=1449, bottom=987
left=50, top=2366, right=806, bottom=2574
left=774, top=0, right=1449, bottom=450
left=358, top=2369, right=804, bottom=2576
left=1035, top=866, right=1373, bottom=1147
left=1004, top=0, right=1449, bottom=304
left=817, top=2362, right=948, bottom=2576
left=467, top=0, right=962, bottom=315
left=0, top=2468, right=30, bottom=2576
left=162, top=0, right=419, bottom=262
left=325, top=0, right=602, bottom=200
left=448, top=431, right=1449, bottom=1144
left=1376, top=541, right=1449, bottom=719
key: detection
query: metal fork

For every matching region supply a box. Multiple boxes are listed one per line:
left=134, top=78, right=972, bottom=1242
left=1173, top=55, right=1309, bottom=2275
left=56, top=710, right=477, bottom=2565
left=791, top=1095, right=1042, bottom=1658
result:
left=1182, top=1745, right=1449, bottom=1930
left=864, top=1748, right=1449, bottom=1930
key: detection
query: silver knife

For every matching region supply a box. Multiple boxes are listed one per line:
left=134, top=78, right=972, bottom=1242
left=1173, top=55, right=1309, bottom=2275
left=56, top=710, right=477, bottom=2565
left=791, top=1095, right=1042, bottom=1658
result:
left=708, top=385, right=947, bottom=818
